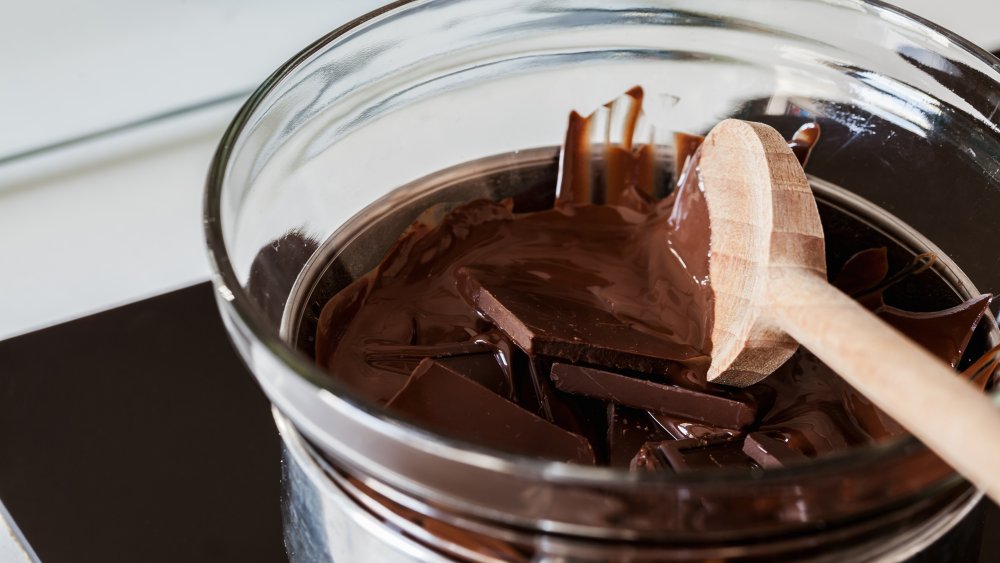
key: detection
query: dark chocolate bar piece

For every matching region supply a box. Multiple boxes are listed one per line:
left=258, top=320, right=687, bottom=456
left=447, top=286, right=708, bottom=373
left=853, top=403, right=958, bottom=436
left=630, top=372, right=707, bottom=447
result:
left=741, top=432, right=808, bottom=468
left=436, top=353, right=513, bottom=399
left=608, top=406, right=668, bottom=467
left=653, top=435, right=757, bottom=473
left=454, top=265, right=705, bottom=375
left=549, top=363, right=756, bottom=429
left=387, top=359, right=595, bottom=464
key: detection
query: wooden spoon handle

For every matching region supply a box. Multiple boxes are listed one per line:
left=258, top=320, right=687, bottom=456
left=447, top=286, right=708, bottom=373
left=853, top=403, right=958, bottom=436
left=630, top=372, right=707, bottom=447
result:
left=769, top=269, right=1000, bottom=503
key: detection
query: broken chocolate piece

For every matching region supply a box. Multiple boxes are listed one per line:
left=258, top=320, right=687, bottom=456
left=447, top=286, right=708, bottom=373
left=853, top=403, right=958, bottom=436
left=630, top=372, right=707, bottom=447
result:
left=651, top=435, right=757, bottom=473
left=607, top=406, right=669, bottom=467
left=878, top=294, right=992, bottom=367
left=456, top=265, right=706, bottom=375
left=387, top=359, right=595, bottom=464
left=550, top=363, right=756, bottom=429
left=742, top=432, right=809, bottom=468
left=435, top=353, right=514, bottom=398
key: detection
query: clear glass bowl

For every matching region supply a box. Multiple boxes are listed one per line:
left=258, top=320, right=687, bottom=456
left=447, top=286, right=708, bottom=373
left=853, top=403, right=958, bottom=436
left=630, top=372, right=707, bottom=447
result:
left=204, top=0, right=1000, bottom=559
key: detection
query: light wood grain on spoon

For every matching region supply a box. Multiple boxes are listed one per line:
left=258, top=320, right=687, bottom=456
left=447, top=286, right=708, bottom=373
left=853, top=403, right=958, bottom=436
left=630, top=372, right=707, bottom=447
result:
left=697, top=119, right=1000, bottom=503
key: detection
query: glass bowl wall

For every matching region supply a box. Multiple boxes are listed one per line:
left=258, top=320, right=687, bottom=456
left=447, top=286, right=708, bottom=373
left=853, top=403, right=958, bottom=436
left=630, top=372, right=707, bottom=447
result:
left=205, top=0, right=1000, bottom=547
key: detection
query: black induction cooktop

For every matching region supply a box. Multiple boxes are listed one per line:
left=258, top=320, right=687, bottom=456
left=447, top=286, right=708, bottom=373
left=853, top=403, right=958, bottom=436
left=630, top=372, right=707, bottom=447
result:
left=0, top=284, right=285, bottom=562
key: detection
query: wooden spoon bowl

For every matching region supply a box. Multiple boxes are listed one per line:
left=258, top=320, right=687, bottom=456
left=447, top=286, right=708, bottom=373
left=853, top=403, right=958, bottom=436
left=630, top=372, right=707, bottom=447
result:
left=693, top=119, right=1000, bottom=503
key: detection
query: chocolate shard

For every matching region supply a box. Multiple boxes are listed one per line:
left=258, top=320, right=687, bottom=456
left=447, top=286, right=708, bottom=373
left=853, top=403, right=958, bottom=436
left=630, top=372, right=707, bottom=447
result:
left=455, top=265, right=705, bottom=376
left=878, top=293, right=993, bottom=367
left=742, top=432, right=809, bottom=469
left=654, top=435, right=758, bottom=473
left=386, top=359, right=595, bottom=464
left=549, top=363, right=756, bottom=429
left=608, top=406, right=668, bottom=468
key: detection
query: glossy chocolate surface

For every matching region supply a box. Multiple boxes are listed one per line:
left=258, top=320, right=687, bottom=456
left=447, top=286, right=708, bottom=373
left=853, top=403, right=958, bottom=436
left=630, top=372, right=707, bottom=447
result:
left=314, top=90, right=996, bottom=470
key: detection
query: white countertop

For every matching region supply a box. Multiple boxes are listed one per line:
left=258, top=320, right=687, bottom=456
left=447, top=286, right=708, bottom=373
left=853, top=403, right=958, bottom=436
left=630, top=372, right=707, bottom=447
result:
left=0, top=1, right=998, bottom=559
left=0, top=0, right=387, bottom=339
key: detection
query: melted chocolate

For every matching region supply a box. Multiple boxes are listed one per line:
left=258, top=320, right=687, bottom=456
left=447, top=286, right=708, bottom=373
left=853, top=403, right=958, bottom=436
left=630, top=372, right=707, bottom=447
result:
left=314, top=87, right=996, bottom=469
left=879, top=295, right=992, bottom=367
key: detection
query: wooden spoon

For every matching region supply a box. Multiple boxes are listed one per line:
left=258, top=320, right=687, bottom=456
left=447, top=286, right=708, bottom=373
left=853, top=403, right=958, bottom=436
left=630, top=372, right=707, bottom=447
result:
left=694, top=119, right=1000, bottom=502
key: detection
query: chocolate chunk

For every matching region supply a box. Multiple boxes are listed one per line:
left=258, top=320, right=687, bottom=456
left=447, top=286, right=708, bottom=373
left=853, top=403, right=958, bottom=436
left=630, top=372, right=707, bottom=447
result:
left=654, top=435, right=757, bottom=473
left=878, top=294, right=992, bottom=367
left=549, top=363, right=756, bottom=429
left=607, top=406, right=668, bottom=468
left=386, top=359, right=595, bottom=464
left=455, top=265, right=705, bottom=376
left=436, top=353, right=514, bottom=398
left=742, top=432, right=809, bottom=468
